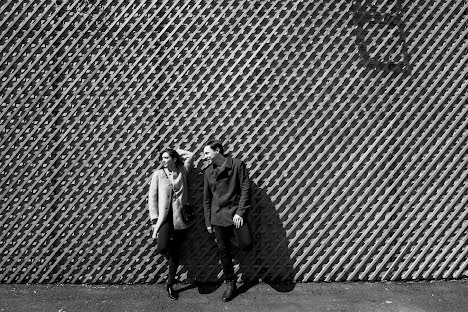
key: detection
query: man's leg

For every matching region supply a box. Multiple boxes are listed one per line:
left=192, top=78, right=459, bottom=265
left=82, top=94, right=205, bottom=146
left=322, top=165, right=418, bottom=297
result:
left=234, top=222, right=253, bottom=251
left=213, top=225, right=237, bottom=302
left=213, top=225, right=235, bottom=281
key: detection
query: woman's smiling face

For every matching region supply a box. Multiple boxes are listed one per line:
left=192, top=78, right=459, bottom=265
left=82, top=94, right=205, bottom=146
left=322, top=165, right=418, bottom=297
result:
left=161, top=152, right=175, bottom=168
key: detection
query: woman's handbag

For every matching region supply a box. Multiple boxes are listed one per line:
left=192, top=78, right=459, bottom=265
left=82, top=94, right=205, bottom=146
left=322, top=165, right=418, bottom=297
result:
left=181, top=204, right=195, bottom=223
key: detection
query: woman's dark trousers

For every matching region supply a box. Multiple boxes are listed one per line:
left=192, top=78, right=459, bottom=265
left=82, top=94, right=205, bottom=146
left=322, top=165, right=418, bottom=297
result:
left=157, top=218, right=186, bottom=286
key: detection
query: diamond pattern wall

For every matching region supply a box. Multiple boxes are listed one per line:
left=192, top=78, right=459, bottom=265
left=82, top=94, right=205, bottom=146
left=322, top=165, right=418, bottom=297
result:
left=0, top=0, right=467, bottom=283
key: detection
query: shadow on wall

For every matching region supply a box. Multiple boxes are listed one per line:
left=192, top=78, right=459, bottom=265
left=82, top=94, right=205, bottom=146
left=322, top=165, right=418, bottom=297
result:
left=174, top=163, right=296, bottom=293
left=239, top=181, right=297, bottom=292
left=177, top=164, right=220, bottom=285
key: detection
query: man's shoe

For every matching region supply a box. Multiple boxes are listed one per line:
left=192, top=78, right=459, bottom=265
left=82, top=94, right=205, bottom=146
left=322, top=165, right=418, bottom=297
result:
left=166, top=285, right=178, bottom=300
left=222, top=280, right=237, bottom=302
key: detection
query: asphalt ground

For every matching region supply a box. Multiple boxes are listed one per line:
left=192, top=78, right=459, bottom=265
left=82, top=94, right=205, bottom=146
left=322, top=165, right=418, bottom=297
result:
left=0, top=279, right=467, bottom=312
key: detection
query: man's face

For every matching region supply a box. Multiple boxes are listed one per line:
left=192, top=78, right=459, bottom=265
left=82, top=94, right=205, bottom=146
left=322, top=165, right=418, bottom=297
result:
left=203, top=146, right=218, bottom=163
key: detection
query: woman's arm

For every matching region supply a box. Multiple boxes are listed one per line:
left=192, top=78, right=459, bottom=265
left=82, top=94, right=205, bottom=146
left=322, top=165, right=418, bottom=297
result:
left=148, top=170, right=159, bottom=222
left=176, top=148, right=195, bottom=172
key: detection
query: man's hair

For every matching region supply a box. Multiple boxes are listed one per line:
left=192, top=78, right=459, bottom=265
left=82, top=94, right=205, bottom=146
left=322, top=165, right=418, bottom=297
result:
left=206, top=140, right=224, bottom=156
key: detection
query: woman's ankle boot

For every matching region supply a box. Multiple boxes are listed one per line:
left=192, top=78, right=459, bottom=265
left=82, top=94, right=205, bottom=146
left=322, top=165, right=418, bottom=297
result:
left=166, top=284, right=178, bottom=300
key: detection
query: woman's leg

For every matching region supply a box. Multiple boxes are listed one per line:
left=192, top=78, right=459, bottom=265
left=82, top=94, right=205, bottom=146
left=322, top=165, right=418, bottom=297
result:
left=157, top=221, right=172, bottom=258
left=167, top=229, right=186, bottom=285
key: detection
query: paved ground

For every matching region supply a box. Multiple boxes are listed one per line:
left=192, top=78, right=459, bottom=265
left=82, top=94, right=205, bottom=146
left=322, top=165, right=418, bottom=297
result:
left=0, top=279, right=467, bottom=312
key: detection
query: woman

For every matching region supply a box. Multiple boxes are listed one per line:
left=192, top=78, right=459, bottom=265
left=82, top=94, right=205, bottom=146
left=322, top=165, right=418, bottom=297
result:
left=148, top=148, right=194, bottom=300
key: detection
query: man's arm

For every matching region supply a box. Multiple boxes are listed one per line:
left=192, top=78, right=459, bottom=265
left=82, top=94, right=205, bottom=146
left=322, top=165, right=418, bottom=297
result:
left=235, top=161, right=251, bottom=218
left=203, top=171, right=213, bottom=232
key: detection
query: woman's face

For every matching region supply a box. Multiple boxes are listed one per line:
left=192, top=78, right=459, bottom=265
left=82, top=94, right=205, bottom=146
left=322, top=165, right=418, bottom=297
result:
left=161, top=152, right=175, bottom=168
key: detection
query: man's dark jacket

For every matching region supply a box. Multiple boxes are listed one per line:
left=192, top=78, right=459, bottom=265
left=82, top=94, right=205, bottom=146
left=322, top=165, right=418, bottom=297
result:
left=203, top=157, right=251, bottom=228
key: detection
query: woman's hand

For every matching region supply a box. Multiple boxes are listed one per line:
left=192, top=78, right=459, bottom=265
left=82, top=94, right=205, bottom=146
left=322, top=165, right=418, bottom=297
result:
left=177, top=148, right=195, bottom=171
left=152, top=225, right=158, bottom=239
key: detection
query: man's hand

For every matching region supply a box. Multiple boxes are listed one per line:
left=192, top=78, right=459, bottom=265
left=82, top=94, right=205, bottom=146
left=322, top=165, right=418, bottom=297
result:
left=233, top=214, right=243, bottom=228
left=207, top=226, right=213, bottom=233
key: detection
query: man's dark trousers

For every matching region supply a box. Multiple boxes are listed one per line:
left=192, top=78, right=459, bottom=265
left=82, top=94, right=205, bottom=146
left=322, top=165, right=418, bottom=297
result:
left=213, top=223, right=252, bottom=281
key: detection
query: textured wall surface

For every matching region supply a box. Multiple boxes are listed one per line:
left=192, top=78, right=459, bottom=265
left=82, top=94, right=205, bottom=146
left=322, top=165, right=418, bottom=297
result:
left=0, top=0, right=467, bottom=284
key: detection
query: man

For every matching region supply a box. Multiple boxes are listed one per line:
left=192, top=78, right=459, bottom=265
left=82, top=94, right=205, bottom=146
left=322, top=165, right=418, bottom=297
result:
left=203, top=140, right=253, bottom=302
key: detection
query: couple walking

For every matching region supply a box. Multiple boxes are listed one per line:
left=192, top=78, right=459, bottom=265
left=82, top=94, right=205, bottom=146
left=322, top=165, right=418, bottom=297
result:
left=147, top=140, right=252, bottom=301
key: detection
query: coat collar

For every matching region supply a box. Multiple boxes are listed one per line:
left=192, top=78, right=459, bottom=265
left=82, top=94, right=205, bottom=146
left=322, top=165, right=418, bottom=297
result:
left=223, top=157, right=233, bottom=169
left=212, top=157, right=233, bottom=178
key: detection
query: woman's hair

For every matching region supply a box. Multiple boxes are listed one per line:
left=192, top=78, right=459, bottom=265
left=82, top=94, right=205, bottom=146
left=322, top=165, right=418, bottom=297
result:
left=206, top=140, right=224, bottom=156
left=159, top=148, right=183, bottom=167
